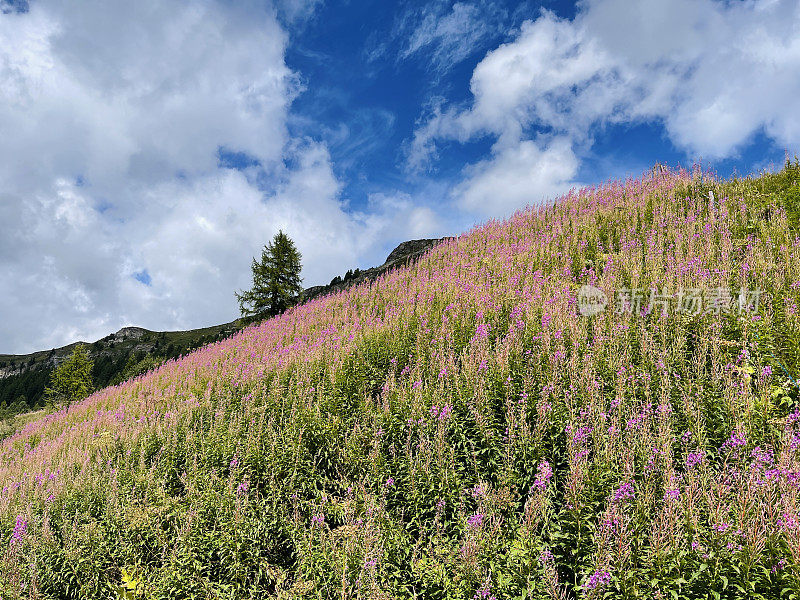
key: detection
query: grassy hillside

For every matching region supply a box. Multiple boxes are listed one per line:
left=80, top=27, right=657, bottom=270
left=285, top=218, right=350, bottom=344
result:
left=1, top=163, right=800, bottom=599
left=0, top=238, right=443, bottom=420
left=0, top=323, right=241, bottom=415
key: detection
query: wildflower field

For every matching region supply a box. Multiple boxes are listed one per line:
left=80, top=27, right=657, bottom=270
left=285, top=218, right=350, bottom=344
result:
left=3, top=162, right=800, bottom=599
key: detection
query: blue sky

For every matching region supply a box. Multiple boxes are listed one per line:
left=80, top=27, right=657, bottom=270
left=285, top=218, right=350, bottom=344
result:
left=283, top=0, right=552, bottom=210
left=0, top=0, right=797, bottom=352
left=282, top=0, right=789, bottom=211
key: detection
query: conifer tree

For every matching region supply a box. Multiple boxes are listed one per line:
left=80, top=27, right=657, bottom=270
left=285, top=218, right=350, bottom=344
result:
left=44, top=344, right=94, bottom=407
left=236, top=230, right=303, bottom=323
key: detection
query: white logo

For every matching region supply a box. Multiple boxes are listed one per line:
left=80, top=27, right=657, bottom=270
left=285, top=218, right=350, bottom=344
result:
left=577, top=285, right=608, bottom=316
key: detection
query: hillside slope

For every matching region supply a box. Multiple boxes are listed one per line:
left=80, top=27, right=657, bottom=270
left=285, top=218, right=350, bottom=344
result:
left=1, top=164, right=800, bottom=599
left=0, top=238, right=443, bottom=416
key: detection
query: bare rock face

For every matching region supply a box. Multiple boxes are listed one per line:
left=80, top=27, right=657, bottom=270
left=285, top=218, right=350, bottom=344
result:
left=301, top=237, right=448, bottom=303
left=113, top=327, right=147, bottom=341
left=383, top=238, right=443, bottom=267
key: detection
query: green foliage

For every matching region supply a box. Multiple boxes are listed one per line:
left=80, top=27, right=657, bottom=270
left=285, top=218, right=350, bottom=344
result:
left=236, top=230, right=303, bottom=324
left=0, top=366, right=49, bottom=410
left=2, top=324, right=241, bottom=418
left=43, top=344, right=94, bottom=407
left=6, top=165, right=800, bottom=599
left=110, top=354, right=163, bottom=386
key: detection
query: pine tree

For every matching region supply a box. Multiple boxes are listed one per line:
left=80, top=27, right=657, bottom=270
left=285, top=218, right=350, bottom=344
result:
left=44, top=344, right=94, bottom=407
left=236, top=230, right=303, bottom=323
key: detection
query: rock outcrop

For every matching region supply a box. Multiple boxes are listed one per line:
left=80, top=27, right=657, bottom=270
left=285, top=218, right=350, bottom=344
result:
left=301, top=237, right=447, bottom=302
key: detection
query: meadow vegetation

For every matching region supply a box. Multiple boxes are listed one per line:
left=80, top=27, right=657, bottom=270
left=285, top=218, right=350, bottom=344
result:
left=2, top=162, right=800, bottom=599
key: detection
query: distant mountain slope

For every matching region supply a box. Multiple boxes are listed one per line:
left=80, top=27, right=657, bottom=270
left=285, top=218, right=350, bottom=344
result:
left=0, top=237, right=445, bottom=412
left=0, top=322, right=241, bottom=413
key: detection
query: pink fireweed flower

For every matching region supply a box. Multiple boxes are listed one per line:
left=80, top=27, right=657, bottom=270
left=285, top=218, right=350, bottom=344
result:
left=471, top=482, right=488, bottom=498
left=750, top=446, right=774, bottom=467
left=533, top=460, right=553, bottom=490
left=722, top=431, right=746, bottom=451
left=612, top=480, right=635, bottom=504
left=686, top=451, right=705, bottom=468
left=772, top=559, right=788, bottom=573
left=430, top=404, right=453, bottom=421
left=712, top=522, right=731, bottom=534
left=645, top=448, right=664, bottom=472
left=726, top=541, right=743, bottom=552
left=538, top=548, right=554, bottom=563
left=10, top=515, right=27, bottom=545
left=566, top=423, right=593, bottom=460
left=311, top=513, right=325, bottom=527
left=584, top=570, right=611, bottom=590
left=467, top=513, right=484, bottom=528
left=777, top=512, right=799, bottom=531
left=567, top=424, right=593, bottom=446
left=473, top=582, right=497, bottom=600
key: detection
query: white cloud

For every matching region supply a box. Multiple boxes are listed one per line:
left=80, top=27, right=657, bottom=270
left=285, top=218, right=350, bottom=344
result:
left=367, top=0, right=508, bottom=76
left=0, top=1, right=441, bottom=353
left=454, top=137, right=579, bottom=215
left=400, top=1, right=503, bottom=73
left=275, top=0, right=322, bottom=24
left=0, top=2, right=296, bottom=192
left=413, top=0, right=800, bottom=216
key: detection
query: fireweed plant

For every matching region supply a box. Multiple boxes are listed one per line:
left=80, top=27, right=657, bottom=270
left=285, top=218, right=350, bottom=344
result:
left=2, top=162, right=800, bottom=599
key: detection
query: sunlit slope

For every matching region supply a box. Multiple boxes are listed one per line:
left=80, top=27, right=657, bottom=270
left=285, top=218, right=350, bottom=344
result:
left=2, top=164, right=800, bottom=599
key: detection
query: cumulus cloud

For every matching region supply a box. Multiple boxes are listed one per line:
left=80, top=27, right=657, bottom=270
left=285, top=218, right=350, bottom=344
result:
left=0, top=0, right=301, bottom=352
left=454, top=137, right=579, bottom=215
left=413, top=0, right=800, bottom=215
left=0, top=1, right=439, bottom=353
